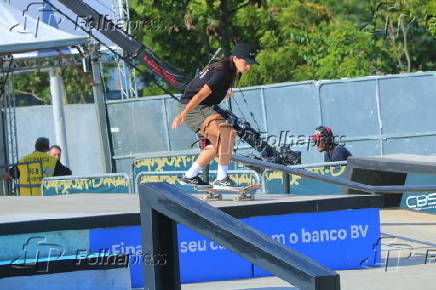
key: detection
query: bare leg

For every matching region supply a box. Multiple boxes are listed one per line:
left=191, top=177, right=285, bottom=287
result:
left=216, top=123, right=236, bottom=165
left=183, top=114, right=236, bottom=183
left=196, top=144, right=217, bottom=167
left=199, top=114, right=236, bottom=166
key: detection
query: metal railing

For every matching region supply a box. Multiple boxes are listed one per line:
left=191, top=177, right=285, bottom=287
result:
left=139, top=182, right=340, bottom=290
left=268, top=161, right=348, bottom=194
left=130, top=150, right=436, bottom=194
left=130, top=150, right=350, bottom=194
left=0, top=160, right=43, bottom=196
left=232, top=154, right=436, bottom=194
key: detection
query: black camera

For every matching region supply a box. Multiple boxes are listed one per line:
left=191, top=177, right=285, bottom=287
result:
left=213, top=105, right=301, bottom=170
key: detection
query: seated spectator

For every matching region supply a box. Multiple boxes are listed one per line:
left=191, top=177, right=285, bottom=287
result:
left=311, top=126, right=352, bottom=162
left=49, top=145, right=72, bottom=176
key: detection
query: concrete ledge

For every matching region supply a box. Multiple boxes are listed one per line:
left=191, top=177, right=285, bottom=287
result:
left=0, top=193, right=383, bottom=235
left=345, top=154, right=436, bottom=207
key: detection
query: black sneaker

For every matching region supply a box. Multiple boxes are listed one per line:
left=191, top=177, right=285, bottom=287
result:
left=179, top=175, right=209, bottom=187
left=213, top=176, right=240, bottom=189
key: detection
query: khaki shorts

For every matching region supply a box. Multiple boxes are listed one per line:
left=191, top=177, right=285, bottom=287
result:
left=178, top=103, right=221, bottom=133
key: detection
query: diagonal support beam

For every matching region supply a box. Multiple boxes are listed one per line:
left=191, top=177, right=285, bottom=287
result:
left=139, top=182, right=340, bottom=290
left=49, top=0, right=189, bottom=91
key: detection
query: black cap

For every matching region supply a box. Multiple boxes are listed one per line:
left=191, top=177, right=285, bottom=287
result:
left=231, top=43, right=259, bottom=65
left=35, top=137, right=50, bottom=152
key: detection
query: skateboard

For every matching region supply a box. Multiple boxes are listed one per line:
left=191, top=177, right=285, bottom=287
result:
left=195, top=184, right=262, bottom=202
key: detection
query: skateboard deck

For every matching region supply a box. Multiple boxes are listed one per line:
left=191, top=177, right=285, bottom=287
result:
left=195, top=184, right=262, bottom=202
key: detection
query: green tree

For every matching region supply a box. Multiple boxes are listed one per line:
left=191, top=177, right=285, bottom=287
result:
left=129, top=0, right=266, bottom=95
left=369, top=0, right=436, bottom=72
left=13, top=65, right=94, bottom=106
left=13, top=70, right=50, bottom=106
left=239, top=1, right=398, bottom=86
left=322, top=0, right=436, bottom=72
left=13, top=0, right=436, bottom=103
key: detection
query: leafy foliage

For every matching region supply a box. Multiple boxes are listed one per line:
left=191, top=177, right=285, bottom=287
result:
left=131, top=0, right=435, bottom=88
left=12, top=0, right=436, bottom=105
left=13, top=66, right=93, bottom=106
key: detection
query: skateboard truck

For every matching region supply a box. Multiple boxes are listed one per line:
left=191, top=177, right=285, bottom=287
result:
left=233, top=188, right=256, bottom=201
left=195, top=185, right=261, bottom=202
left=201, top=190, right=223, bottom=201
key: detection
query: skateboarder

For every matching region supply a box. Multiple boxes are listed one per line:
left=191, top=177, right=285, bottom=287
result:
left=172, top=43, right=259, bottom=188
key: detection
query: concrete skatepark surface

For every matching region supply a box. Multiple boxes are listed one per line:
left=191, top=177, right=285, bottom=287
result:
left=0, top=193, right=380, bottom=225
left=1, top=194, right=433, bottom=289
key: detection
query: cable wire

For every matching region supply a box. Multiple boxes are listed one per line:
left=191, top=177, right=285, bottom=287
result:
left=43, top=0, right=181, bottom=103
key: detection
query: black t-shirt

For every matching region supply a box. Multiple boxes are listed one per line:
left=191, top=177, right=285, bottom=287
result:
left=56, top=162, right=72, bottom=176
left=324, top=145, right=352, bottom=162
left=180, top=67, right=231, bottom=105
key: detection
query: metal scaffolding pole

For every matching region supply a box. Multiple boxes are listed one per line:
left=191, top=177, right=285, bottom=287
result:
left=112, top=0, right=137, bottom=99
left=49, top=67, right=70, bottom=166
left=1, top=55, right=18, bottom=195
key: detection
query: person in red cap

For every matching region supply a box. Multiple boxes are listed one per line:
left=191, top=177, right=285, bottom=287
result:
left=311, top=126, right=351, bottom=162
left=172, top=43, right=259, bottom=188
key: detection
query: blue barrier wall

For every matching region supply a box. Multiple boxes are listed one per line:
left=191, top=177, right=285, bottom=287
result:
left=132, top=151, right=258, bottom=194
left=132, top=152, right=347, bottom=194
left=42, top=174, right=131, bottom=195
left=89, top=208, right=380, bottom=285
left=0, top=206, right=379, bottom=288
left=263, top=165, right=347, bottom=195
left=0, top=233, right=131, bottom=290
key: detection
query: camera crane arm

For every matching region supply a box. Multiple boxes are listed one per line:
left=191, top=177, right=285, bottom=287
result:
left=46, top=0, right=190, bottom=93
left=47, top=0, right=301, bottom=166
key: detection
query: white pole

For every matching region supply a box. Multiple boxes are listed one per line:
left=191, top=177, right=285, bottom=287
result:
left=49, top=68, right=69, bottom=166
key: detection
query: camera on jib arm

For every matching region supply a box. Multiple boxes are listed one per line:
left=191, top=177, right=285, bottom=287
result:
left=213, top=106, right=301, bottom=172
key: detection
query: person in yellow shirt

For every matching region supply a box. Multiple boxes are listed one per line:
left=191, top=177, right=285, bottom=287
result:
left=3, top=137, right=66, bottom=196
